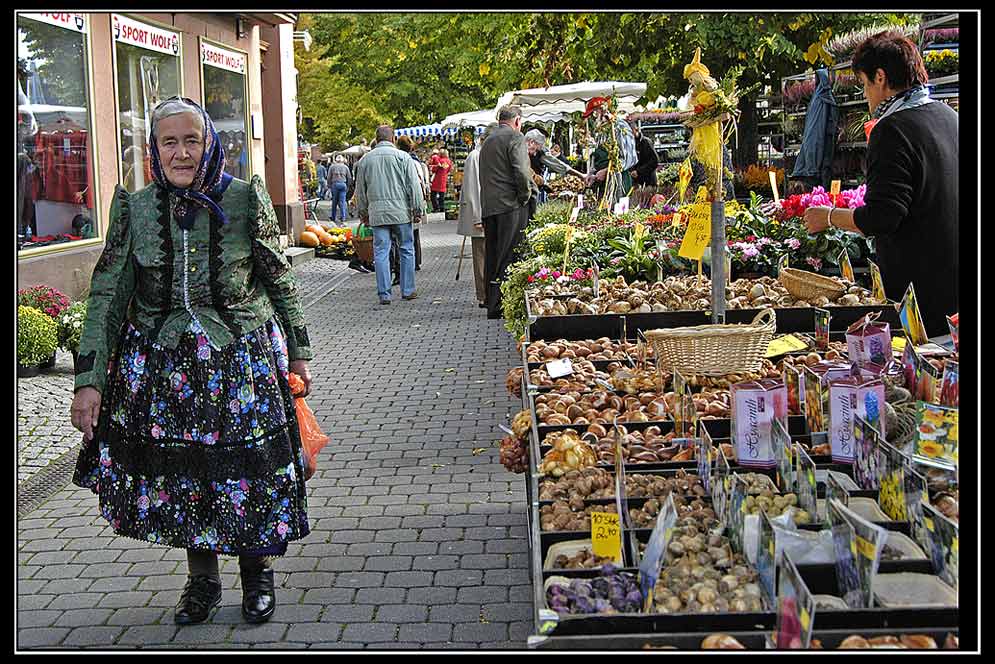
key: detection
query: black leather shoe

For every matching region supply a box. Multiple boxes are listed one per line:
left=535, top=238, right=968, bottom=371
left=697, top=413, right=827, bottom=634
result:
left=174, top=575, right=222, bottom=625
left=240, top=567, right=276, bottom=623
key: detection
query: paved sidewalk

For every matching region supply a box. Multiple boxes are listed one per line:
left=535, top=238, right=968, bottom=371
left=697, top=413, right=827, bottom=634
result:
left=17, top=221, right=532, bottom=651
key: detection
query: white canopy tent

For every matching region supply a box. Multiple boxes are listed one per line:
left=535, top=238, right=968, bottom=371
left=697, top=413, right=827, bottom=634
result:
left=394, top=123, right=482, bottom=138
left=496, top=81, right=647, bottom=109
left=440, top=109, right=496, bottom=129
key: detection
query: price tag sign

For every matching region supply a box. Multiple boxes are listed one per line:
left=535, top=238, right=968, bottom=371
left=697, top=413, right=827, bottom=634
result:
left=868, top=260, right=887, bottom=302
left=830, top=180, right=841, bottom=206
left=814, top=308, right=831, bottom=352
left=766, top=334, right=810, bottom=359
left=577, top=194, right=584, bottom=209
left=677, top=203, right=711, bottom=260
left=778, top=253, right=790, bottom=273
left=892, top=336, right=907, bottom=354
left=770, top=171, right=781, bottom=204
left=671, top=211, right=683, bottom=228
left=776, top=552, right=816, bottom=649
left=617, top=196, right=629, bottom=214
left=838, top=248, right=855, bottom=282
left=568, top=206, right=580, bottom=224
left=545, top=358, right=574, bottom=379
left=590, top=512, right=623, bottom=563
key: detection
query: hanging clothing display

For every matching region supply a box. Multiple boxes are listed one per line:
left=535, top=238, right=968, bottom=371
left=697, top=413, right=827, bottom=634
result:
left=31, top=123, right=94, bottom=208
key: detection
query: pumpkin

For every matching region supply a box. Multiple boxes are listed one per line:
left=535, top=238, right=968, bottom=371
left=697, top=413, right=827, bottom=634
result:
left=305, top=224, right=324, bottom=235
left=318, top=232, right=334, bottom=246
left=299, top=231, right=320, bottom=247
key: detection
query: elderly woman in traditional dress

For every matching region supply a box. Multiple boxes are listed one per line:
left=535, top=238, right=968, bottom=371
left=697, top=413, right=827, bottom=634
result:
left=69, top=96, right=312, bottom=625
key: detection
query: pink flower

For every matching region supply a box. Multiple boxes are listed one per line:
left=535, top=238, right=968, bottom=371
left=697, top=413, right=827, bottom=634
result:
left=806, top=257, right=823, bottom=271
left=785, top=238, right=801, bottom=250
left=276, top=522, right=289, bottom=537
left=551, top=270, right=561, bottom=279
left=137, top=495, right=150, bottom=511
left=151, top=424, right=163, bottom=439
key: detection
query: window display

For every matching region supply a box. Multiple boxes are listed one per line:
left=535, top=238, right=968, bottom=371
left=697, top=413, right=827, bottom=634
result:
left=112, top=14, right=181, bottom=193
left=201, top=39, right=249, bottom=180
left=17, top=13, right=96, bottom=253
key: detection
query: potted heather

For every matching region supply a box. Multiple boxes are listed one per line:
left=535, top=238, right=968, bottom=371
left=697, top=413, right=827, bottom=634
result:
left=18, top=305, right=59, bottom=377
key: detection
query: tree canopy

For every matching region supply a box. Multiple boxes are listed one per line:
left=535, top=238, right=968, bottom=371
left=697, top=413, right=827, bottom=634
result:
left=295, top=12, right=919, bottom=152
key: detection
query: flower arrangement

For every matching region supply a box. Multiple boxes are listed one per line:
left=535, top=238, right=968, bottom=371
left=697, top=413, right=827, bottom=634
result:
left=826, top=23, right=919, bottom=63
left=527, top=266, right=594, bottom=284
left=58, top=300, right=87, bottom=354
left=782, top=79, right=816, bottom=111
left=923, top=28, right=958, bottom=46
left=18, top=305, right=59, bottom=368
left=924, top=49, right=959, bottom=77
left=18, top=285, right=71, bottom=320
left=740, top=164, right=784, bottom=192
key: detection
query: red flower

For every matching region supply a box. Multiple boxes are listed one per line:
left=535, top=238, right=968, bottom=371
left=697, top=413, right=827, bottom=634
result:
left=527, top=275, right=535, bottom=283
left=694, top=105, right=704, bottom=114
left=746, top=235, right=756, bottom=242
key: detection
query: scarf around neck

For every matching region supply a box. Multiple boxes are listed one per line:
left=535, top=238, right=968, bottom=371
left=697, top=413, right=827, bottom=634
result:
left=149, top=97, right=233, bottom=230
left=865, top=84, right=935, bottom=140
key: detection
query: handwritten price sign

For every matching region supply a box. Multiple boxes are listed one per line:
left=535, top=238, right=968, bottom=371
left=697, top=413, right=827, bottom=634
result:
left=677, top=203, right=712, bottom=260
left=590, top=512, right=623, bottom=563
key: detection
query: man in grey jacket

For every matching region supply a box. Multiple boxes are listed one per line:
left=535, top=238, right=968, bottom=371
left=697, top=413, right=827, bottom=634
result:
left=479, top=105, right=533, bottom=319
left=355, top=125, right=424, bottom=305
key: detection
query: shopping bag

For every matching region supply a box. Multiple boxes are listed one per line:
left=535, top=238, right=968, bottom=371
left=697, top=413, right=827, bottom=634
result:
left=356, top=221, right=373, bottom=239
left=288, top=372, right=329, bottom=480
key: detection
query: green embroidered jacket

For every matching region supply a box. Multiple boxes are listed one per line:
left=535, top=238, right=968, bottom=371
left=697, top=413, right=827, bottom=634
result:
left=75, top=175, right=312, bottom=393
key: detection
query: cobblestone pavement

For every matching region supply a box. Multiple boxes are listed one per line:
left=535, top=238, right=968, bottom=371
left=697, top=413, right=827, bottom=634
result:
left=17, top=220, right=533, bottom=651
left=18, top=353, right=79, bottom=484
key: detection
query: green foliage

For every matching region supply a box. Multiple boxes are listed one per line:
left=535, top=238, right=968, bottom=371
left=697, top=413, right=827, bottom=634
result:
left=18, top=305, right=58, bottom=367
left=499, top=257, right=547, bottom=339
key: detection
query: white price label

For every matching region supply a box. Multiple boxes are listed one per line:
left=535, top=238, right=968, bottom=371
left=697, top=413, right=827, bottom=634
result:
left=568, top=207, right=580, bottom=224
left=545, top=358, right=574, bottom=379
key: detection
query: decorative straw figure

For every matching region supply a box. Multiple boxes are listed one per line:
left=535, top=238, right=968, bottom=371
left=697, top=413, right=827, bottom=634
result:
left=682, top=48, right=726, bottom=197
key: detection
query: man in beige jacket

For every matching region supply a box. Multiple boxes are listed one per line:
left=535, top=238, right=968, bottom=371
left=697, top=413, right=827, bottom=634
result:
left=457, top=123, right=498, bottom=308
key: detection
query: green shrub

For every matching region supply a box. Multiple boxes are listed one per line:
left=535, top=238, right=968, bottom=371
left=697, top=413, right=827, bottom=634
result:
left=18, top=305, right=58, bottom=367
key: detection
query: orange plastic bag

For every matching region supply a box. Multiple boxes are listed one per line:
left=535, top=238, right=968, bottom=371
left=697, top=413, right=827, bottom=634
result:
left=289, top=372, right=329, bottom=480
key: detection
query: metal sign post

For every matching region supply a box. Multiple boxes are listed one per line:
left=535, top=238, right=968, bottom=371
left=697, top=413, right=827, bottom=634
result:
left=711, top=143, right=726, bottom=324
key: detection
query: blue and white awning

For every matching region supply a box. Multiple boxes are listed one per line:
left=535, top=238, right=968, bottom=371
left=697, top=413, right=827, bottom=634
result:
left=395, top=123, right=483, bottom=138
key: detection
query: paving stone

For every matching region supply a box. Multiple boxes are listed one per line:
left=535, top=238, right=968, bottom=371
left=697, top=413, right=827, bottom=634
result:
left=374, top=604, right=429, bottom=623
left=170, top=625, right=233, bottom=644
left=315, top=556, right=366, bottom=572
left=285, top=623, right=343, bottom=643
left=270, top=604, right=323, bottom=623
left=434, top=570, right=483, bottom=587
left=509, top=585, right=535, bottom=603
left=328, top=530, right=375, bottom=544
left=353, top=588, right=407, bottom=605
left=457, top=586, right=508, bottom=604
left=460, top=554, right=508, bottom=570
left=81, top=562, right=134, bottom=578
left=17, top=610, right=63, bottom=629
left=428, top=604, right=483, bottom=624
left=481, top=603, right=532, bottom=623
left=437, top=540, right=484, bottom=555
left=285, top=571, right=338, bottom=589
left=484, top=569, right=530, bottom=586
left=417, top=528, right=464, bottom=542
left=106, top=607, right=169, bottom=626
left=54, top=607, right=118, bottom=629
left=71, top=549, right=124, bottom=565
left=374, top=529, right=419, bottom=543
left=18, top=595, right=55, bottom=611
left=319, top=604, right=375, bottom=623
left=61, top=626, right=126, bottom=647
left=363, top=556, right=413, bottom=572
left=345, top=543, right=393, bottom=557
left=23, top=550, right=77, bottom=566
left=331, top=571, right=384, bottom=588
left=410, top=555, right=460, bottom=571
left=96, top=591, right=156, bottom=609
left=452, top=622, right=510, bottom=643
left=17, top=627, right=71, bottom=648
left=391, top=542, right=438, bottom=556
left=340, top=622, right=398, bottom=643
left=301, top=588, right=356, bottom=605
left=229, top=623, right=290, bottom=643
left=485, top=539, right=529, bottom=554
left=383, top=571, right=435, bottom=588
left=40, top=578, right=93, bottom=595
left=405, top=586, right=457, bottom=605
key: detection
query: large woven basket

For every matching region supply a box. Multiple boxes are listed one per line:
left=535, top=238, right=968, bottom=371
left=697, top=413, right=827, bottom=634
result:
left=352, top=236, right=374, bottom=264
left=644, top=309, right=777, bottom=377
left=779, top=268, right=846, bottom=301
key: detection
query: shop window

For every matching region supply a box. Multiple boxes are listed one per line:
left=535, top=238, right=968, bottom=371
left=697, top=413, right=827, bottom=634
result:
left=17, top=13, right=96, bottom=254
left=112, top=14, right=182, bottom=193
left=201, top=40, right=249, bottom=180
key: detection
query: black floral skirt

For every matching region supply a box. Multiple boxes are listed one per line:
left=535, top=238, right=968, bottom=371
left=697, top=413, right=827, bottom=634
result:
left=74, top=318, right=310, bottom=555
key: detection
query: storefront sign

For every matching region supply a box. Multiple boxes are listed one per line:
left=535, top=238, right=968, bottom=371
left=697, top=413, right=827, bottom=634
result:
left=20, top=13, right=87, bottom=33
left=202, top=40, right=247, bottom=75
left=112, top=15, right=180, bottom=56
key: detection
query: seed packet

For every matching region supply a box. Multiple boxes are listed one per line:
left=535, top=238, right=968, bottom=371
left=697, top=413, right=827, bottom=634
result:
left=795, top=445, right=818, bottom=522
left=827, top=499, right=888, bottom=609
left=914, top=401, right=958, bottom=467
left=876, top=440, right=909, bottom=522
left=825, top=471, right=851, bottom=528
left=946, top=313, right=958, bottom=352
left=757, top=509, right=776, bottom=606
left=712, top=444, right=731, bottom=524
left=814, top=308, right=831, bottom=351
left=853, top=416, right=883, bottom=491
left=728, top=474, right=750, bottom=555
left=731, top=381, right=775, bottom=469
left=921, top=502, right=959, bottom=591
left=638, top=493, right=678, bottom=611
left=775, top=551, right=816, bottom=649
left=784, top=364, right=804, bottom=416
left=803, top=362, right=852, bottom=434
left=774, top=418, right=794, bottom=493
left=828, top=370, right=886, bottom=464
left=898, top=283, right=930, bottom=346
left=697, top=429, right=713, bottom=494
left=940, top=361, right=959, bottom=407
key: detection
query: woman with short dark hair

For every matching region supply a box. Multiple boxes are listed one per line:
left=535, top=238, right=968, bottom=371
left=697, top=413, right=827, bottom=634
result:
left=804, top=30, right=958, bottom=334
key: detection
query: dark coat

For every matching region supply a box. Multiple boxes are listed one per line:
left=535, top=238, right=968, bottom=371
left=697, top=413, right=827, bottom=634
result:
left=478, top=124, right=532, bottom=218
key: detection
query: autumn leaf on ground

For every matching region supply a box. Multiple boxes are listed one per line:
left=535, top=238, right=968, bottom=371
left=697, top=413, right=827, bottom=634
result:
left=472, top=448, right=488, bottom=455
left=444, top=368, right=456, bottom=373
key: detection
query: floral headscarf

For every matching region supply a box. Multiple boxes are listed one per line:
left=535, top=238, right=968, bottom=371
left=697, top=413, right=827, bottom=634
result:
left=149, top=96, right=233, bottom=229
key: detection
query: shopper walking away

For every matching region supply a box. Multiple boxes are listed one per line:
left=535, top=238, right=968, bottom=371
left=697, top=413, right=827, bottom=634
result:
left=354, top=124, right=423, bottom=305
left=69, top=96, right=312, bottom=627
left=479, top=105, right=532, bottom=319
left=316, top=158, right=328, bottom=200
left=429, top=148, right=453, bottom=213
left=803, top=30, right=958, bottom=335
left=458, top=122, right=499, bottom=308
left=396, top=135, right=428, bottom=270
left=628, top=121, right=660, bottom=190
left=327, top=154, right=352, bottom=222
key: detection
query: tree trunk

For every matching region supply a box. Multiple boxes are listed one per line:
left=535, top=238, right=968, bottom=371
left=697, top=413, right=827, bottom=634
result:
left=734, top=94, right=759, bottom=170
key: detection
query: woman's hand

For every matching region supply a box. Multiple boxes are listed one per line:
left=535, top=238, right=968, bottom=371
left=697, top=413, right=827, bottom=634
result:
left=70, top=387, right=102, bottom=442
left=290, top=360, right=312, bottom=398
left=803, top=206, right=832, bottom=235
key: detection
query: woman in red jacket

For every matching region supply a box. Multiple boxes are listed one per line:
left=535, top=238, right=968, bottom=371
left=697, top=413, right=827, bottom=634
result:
left=428, top=148, right=453, bottom=213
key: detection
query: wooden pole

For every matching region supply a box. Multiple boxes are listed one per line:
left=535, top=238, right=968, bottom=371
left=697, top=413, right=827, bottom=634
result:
left=710, top=121, right=727, bottom=324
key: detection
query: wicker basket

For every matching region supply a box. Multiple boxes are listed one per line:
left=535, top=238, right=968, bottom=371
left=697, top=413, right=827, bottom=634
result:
left=779, top=268, right=846, bottom=301
left=644, top=308, right=777, bottom=377
left=352, top=236, right=373, bottom=264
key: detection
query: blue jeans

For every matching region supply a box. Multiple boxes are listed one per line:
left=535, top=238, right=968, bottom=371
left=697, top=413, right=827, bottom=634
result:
left=330, top=181, right=348, bottom=221
left=372, top=223, right=415, bottom=300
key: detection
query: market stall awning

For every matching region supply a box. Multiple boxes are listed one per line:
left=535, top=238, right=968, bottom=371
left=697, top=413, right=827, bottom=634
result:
left=497, top=81, right=647, bottom=108
left=440, top=109, right=496, bottom=129
left=395, top=123, right=461, bottom=138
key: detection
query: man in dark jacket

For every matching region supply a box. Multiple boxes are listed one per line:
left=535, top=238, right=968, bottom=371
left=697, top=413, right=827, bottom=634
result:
left=628, top=121, right=660, bottom=189
left=479, top=104, right=533, bottom=319
left=803, top=31, right=957, bottom=335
